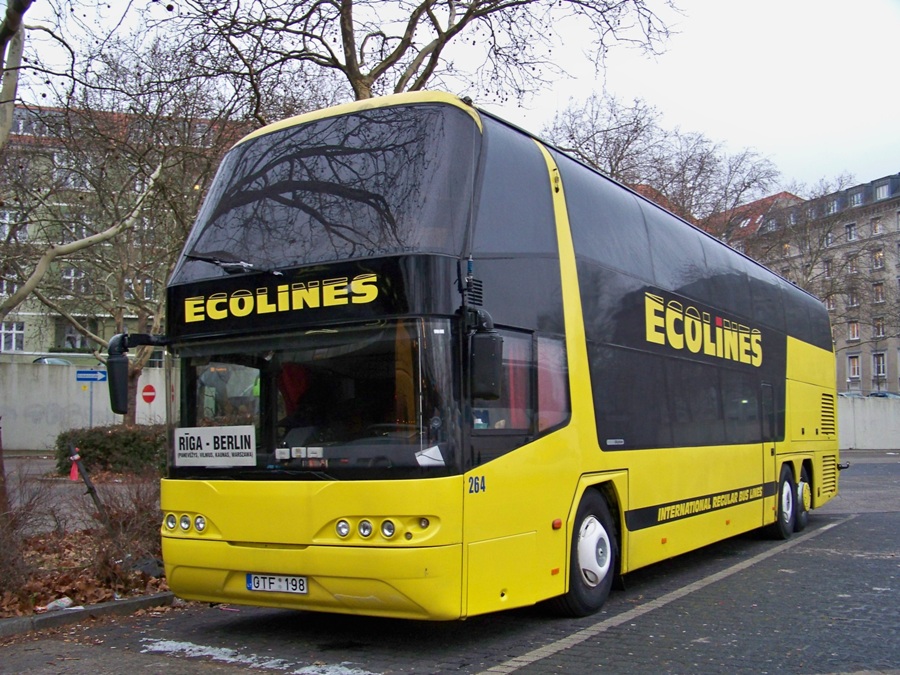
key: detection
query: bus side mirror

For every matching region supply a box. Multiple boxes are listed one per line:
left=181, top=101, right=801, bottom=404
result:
left=471, top=331, right=503, bottom=401
left=107, top=351, right=129, bottom=414
left=106, top=332, right=168, bottom=414
left=107, top=333, right=130, bottom=414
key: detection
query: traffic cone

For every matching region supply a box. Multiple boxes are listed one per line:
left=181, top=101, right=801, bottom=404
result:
left=69, top=451, right=80, bottom=481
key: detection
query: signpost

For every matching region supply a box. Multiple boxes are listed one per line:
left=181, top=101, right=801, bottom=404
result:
left=75, top=370, right=107, bottom=427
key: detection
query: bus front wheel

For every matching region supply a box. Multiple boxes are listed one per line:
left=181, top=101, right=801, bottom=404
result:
left=767, top=464, right=796, bottom=540
left=552, top=489, right=618, bottom=617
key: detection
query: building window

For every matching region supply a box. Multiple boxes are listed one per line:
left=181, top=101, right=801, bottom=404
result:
left=847, top=256, right=859, bottom=275
left=847, top=291, right=860, bottom=308
left=782, top=243, right=791, bottom=257
left=0, top=209, right=25, bottom=241
left=0, top=276, right=18, bottom=296
left=125, top=277, right=155, bottom=301
left=62, top=325, right=88, bottom=349
left=848, top=321, right=860, bottom=341
left=1, top=321, right=24, bottom=351
left=62, top=266, right=87, bottom=294
left=873, top=249, right=885, bottom=269
left=850, top=192, right=863, bottom=207
left=846, top=223, right=858, bottom=241
left=874, top=282, right=885, bottom=304
left=53, top=151, right=90, bottom=190
left=824, top=231, right=834, bottom=247
left=825, top=296, right=836, bottom=311
left=872, top=217, right=883, bottom=235
left=875, top=184, right=889, bottom=200
left=823, top=259, right=832, bottom=278
left=873, top=352, right=886, bottom=379
left=739, top=217, right=751, bottom=228
left=874, top=317, right=885, bottom=339
left=848, top=354, right=860, bottom=380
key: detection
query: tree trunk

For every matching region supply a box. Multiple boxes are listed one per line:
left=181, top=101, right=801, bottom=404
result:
left=125, top=363, right=143, bottom=426
left=0, top=417, right=9, bottom=520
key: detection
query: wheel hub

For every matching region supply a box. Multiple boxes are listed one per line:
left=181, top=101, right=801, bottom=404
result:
left=577, top=515, right=611, bottom=588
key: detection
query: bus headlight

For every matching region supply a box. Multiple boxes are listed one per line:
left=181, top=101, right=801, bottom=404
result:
left=381, top=520, right=395, bottom=538
left=180, top=515, right=191, bottom=531
left=336, top=520, right=351, bottom=538
left=194, top=515, right=207, bottom=532
left=359, top=520, right=373, bottom=538
left=165, top=514, right=176, bottom=530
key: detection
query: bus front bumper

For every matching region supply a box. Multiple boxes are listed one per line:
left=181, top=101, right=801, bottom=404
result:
left=162, top=537, right=463, bottom=620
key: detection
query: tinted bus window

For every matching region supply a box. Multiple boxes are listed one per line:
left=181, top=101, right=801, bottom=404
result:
left=172, top=104, right=479, bottom=283
left=640, top=201, right=710, bottom=301
left=551, top=151, right=653, bottom=276
left=473, top=119, right=556, bottom=254
left=700, top=236, right=752, bottom=319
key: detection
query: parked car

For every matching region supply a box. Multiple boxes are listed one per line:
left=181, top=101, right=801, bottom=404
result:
left=867, top=391, right=900, bottom=398
left=32, top=357, right=73, bottom=365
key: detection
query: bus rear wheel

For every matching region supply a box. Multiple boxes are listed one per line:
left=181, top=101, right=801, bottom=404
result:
left=794, top=465, right=811, bottom=532
left=551, top=489, right=618, bottom=617
left=767, top=464, right=796, bottom=540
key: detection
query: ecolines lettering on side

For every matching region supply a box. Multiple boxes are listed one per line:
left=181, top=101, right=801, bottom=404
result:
left=184, top=273, right=379, bottom=323
left=644, top=292, right=763, bottom=367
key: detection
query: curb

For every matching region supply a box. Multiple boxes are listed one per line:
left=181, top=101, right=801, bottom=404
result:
left=0, top=592, right=175, bottom=639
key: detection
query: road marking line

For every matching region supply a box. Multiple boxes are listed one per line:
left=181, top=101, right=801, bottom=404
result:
left=479, top=516, right=856, bottom=674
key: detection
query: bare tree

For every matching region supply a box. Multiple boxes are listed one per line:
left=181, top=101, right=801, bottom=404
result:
left=1, top=37, right=243, bottom=421
left=544, top=92, right=662, bottom=184
left=544, top=92, right=780, bottom=224
left=148, top=0, right=674, bottom=117
left=0, top=0, right=34, bottom=150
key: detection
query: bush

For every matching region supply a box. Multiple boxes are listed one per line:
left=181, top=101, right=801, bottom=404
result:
left=54, top=424, right=167, bottom=476
left=0, top=469, right=63, bottom=601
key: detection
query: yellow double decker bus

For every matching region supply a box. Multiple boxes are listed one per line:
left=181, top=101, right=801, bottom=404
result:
left=108, top=92, right=839, bottom=620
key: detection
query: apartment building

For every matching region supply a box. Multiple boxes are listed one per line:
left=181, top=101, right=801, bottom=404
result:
left=712, top=173, right=900, bottom=394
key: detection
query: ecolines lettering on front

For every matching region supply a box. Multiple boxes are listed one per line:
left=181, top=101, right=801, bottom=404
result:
left=184, top=273, right=379, bottom=323
left=644, top=292, right=762, bottom=367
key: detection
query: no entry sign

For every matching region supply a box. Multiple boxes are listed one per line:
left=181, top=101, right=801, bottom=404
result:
left=142, top=384, right=156, bottom=403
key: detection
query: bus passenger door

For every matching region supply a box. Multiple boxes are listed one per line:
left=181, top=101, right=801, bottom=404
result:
left=760, top=383, right=776, bottom=524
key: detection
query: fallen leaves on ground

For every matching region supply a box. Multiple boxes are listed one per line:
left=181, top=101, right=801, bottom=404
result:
left=0, top=528, right=169, bottom=618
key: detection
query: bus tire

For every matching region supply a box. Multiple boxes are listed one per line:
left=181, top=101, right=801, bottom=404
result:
left=551, top=489, right=618, bottom=617
left=766, top=464, right=796, bottom=540
left=794, top=465, right=811, bottom=532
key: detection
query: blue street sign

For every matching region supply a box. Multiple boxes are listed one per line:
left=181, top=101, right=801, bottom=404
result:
left=76, top=369, right=107, bottom=382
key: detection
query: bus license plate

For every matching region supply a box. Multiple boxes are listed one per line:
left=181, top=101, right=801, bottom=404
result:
left=246, top=573, right=308, bottom=594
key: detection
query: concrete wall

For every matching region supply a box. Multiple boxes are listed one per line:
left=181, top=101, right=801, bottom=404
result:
left=837, top=396, right=900, bottom=450
left=0, top=363, right=166, bottom=451
left=2, top=362, right=897, bottom=451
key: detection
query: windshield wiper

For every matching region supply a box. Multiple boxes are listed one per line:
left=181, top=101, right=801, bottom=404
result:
left=184, top=252, right=283, bottom=276
left=183, top=252, right=256, bottom=274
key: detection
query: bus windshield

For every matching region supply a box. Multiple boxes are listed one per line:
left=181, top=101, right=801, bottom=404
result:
left=170, top=104, right=479, bottom=283
left=172, top=319, right=460, bottom=479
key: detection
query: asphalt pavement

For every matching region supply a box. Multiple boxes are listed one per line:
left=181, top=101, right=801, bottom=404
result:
left=0, top=449, right=897, bottom=675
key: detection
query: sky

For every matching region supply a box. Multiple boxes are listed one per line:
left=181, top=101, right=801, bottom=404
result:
left=484, top=0, right=900, bottom=192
